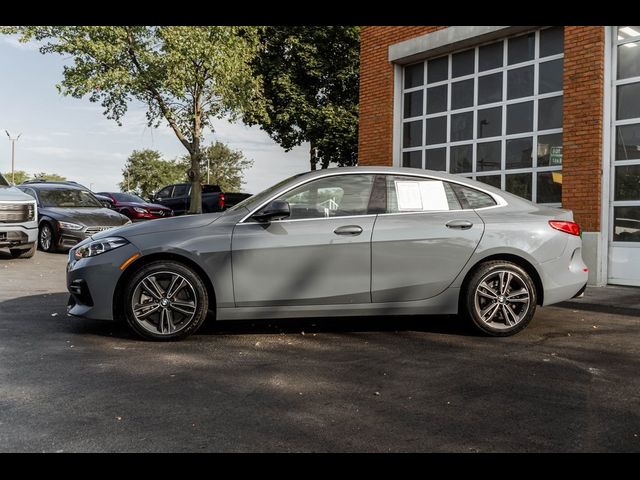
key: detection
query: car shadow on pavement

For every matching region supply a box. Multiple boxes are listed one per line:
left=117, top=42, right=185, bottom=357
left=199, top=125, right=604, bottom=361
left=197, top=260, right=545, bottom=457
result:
left=0, top=292, right=478, bottom=340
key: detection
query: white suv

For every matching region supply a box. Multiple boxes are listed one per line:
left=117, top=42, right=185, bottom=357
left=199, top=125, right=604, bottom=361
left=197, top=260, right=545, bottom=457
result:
left=0, top=173, right=38, bottom=258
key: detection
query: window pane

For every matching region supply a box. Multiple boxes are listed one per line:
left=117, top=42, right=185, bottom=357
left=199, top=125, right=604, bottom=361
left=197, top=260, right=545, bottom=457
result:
left=538, top=96, right=563, bottom=130
left=615, top=165, right=640, bottom=201
left=616, top=124, right=640, bottom=161
left=427, top=84, right=448, bottom=114
left=403, top=120, right=423, bottom=148
left=450, top=144, right=472, bottom=173
left=477, top=107, right=502, bottom=138
left=452, top=184, right=497, bottom=208
left=427, top=56, right=448, bottom=84
left=505, top=172, right=532, bottom=200
left=539, top=59, right=563, bottom=93
left=507, top=101, right=533, bottom=134
left=537, top=134, right=562, bottom=167
left=617, top=82, right=640, bottom=120
left=618, top=26, right=640, bottom=41
left=452, top=49, right=475, bottom=78
left=540, top=27, right=564, bottom=57
left=537, top=171, right=562, bottom=203
left=479, top=41, right=503, bottom=71
left=613, top=206, right=640, bottom=242
left=618, top=42, right=640, bottom=80
left=405, top=63, right=424, bottom=89
left=507, top=65, right=534, bottom=100
left=476, top=175, right=501, bottom=188
left=403, top=90, right=423, bottom=118
left=506, top=137, right=533, bottom=169
left=280, top=175, right=374, bottom=220
left=508, top=33, right=535, bottom=65
left=478, top=73, right=503, bottom=105
left=402, top=150, right=422, bottom=168
left=451, top=79, right=474, bottom=110
left=450, top=111, right=473, bottom=142
left=476, top=141, right=502, bottom=172
left=425, top=148, right=446, bottom=171
left=426, top=116, right=447, bottom=145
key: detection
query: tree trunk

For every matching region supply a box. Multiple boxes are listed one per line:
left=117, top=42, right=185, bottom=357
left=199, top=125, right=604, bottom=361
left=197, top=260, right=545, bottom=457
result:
left=310, top=143, right=318, bottom=171
left=188, top=149, right=202, bottom=214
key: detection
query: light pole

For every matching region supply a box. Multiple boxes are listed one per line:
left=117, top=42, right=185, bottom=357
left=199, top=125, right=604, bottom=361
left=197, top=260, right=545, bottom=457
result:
left=4, top=130, right=22, bottom=185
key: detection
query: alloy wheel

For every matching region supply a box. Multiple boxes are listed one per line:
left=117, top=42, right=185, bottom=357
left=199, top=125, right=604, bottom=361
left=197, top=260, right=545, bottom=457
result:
left=473, top=270, right=531, bottom=330
left=40, top=225, right=52, bottom=251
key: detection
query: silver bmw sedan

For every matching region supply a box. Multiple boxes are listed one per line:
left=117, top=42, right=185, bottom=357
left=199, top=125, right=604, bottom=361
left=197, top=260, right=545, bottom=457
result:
left=66, top=167, right=588, bottom=340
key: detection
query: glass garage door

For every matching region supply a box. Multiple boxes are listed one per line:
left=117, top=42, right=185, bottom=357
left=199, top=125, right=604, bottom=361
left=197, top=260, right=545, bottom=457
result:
left=609, top=26, right=640, bottom=286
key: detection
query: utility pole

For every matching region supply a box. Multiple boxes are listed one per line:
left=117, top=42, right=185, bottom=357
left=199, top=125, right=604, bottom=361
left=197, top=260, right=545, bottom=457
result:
left=4, top=130, right=22, bottom=184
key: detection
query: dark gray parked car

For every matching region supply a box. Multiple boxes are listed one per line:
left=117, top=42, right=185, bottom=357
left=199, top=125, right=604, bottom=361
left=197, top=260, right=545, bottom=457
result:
left=66, top=167, right=588, bottom=340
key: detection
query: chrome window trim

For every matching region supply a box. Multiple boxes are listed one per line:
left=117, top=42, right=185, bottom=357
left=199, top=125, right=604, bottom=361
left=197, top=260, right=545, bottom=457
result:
left=238, top=170, right=508, bottom=224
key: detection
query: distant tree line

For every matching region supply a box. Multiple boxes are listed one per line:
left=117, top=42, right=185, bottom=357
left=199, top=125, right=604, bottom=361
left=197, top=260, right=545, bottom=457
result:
left=2, top=171, right=67, bottom=185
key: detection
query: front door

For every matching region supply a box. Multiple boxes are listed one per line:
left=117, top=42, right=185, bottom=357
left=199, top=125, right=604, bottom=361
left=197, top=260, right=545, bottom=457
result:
left=232, top=174, right=376, bottom=306
left=371, top=174, right=485, bottom=302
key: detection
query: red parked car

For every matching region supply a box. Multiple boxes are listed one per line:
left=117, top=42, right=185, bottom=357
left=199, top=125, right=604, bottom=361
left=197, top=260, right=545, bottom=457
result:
left=96, top=192, right=173, bottom=221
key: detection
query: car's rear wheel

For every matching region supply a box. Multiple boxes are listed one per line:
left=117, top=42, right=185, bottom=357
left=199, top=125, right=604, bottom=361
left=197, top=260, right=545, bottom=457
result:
left=10, top=242, right=36, bottom=259
left=38, top=223, right=57, bottom=253
left=124, top=260, right=209, bottom=341
left=463, top=261, right=537, bottom=336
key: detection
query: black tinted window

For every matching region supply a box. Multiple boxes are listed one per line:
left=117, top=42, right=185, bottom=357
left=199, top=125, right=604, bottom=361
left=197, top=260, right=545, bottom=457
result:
left=0, top=173, right=9, bottom=186
left=156, top=187, right=173, bottom=199
left=172, top=185, right=189, bottom=197
left=451, top=184, right=497, bottom=209
left=202, top=185, right=222, bottom=193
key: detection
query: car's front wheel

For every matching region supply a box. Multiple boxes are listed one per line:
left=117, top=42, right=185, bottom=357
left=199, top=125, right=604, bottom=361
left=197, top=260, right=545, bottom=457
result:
left=38, top=223, right=57, bottom=253
left=463, top=261, right=537, bottom=336
left=124, top=260, right=209, bottom=341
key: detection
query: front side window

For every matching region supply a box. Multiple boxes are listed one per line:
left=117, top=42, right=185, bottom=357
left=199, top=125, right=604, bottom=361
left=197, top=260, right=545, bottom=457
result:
left=276, top=174, right=375, bottom=220
left=156, top=186, right=173, bottom=199
left=400, top=27, right=564, bottom=205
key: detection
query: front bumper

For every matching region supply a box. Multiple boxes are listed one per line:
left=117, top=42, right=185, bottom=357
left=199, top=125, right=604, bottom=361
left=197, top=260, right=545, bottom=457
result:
left=66, top=241, right=140, bottom=321
left=0, top=222, right=37, bottom=248
left=58, top=228, right=89, bottom=249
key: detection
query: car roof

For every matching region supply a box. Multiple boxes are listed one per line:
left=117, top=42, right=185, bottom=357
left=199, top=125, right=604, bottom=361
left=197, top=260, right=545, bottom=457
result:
left=20, top=182, right=87, bottom=191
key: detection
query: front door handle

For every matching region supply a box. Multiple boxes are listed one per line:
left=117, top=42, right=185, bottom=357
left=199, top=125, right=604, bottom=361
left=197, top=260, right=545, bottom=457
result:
left=446, top=220, right=473, bottom=230
left=334, top=225, right=363, bottom=236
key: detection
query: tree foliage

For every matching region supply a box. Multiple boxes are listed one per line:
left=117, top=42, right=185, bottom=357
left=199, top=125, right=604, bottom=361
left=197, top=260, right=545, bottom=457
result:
left=2, top=170, right=66, bottom=184
left=2, top=170, right=29, bottom=184
left=244, top=26, right=360, bottom=170
left=119, top=149, right=184, bottom=199
left=32, top=172, right=67, bottom=181
left=2, top=26, right=264, bottom=213
left=178, top=141, right=253, bottom=192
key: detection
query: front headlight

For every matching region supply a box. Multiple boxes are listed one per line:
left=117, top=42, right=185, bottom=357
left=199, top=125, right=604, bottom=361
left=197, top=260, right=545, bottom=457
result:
left=58, top=221, right=83, bottom=231
left=133, top=207, right=148, bottom=213
left=26, top=203, right=36, bottom=221
left=74, top=236, right=130, bottom=260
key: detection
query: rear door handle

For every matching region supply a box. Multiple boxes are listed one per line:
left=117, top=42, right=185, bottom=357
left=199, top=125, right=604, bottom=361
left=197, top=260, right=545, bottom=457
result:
left=446, top=220, right=473, bottom=230
left=334, top=225, right=363, bottom=236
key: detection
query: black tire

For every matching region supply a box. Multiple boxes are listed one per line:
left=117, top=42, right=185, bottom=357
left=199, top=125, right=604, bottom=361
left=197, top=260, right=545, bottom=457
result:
left=123, top=260, right=209, bottom=341
left=462, top=260, right=537, bottom=337
left=10, top=242, right=36, bottom=259
left=38, top=223, right=57, bottom=253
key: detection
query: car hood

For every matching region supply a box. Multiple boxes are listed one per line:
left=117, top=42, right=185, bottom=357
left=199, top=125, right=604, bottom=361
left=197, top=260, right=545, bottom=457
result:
left=93, top=211, right=225, bottom=240
left=0, top=186, right=35, bottom=202
left=42, top=207, right=129, bottom=226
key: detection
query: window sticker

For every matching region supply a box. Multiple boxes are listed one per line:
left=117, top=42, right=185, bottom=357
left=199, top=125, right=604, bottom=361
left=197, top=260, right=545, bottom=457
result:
left=395, top=181, right=423, bottom=211
left=394, top=180, right=449, bottom=211
left=418, top=180, right=449, bottom=211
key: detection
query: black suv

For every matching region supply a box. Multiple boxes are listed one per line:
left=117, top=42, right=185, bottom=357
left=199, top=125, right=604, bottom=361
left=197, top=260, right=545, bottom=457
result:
left=18, top=181, right=131, bottom=252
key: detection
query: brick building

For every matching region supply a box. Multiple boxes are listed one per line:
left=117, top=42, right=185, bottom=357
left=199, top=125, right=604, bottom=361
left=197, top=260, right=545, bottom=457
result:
left=358, top=26, right=640, bottom=286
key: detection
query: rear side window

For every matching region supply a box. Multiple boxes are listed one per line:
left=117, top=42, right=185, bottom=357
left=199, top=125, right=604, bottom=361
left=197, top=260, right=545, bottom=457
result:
left=172, top=185, right=189, bottom=197
left=451, top=184, right=497, bottom=209
left=202, top=185, right=222, bottom=193
left=385, top=175, right=461, bottom=213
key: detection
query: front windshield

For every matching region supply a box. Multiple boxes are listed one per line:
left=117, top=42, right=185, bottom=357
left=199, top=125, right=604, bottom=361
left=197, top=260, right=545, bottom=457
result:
left=227, top=173, right=306, bottom=212
left=0, top=173, right=9, bottom=187
left=39, top=188, right=103, bottom=208
left=111, top=192, right=145, bottom=203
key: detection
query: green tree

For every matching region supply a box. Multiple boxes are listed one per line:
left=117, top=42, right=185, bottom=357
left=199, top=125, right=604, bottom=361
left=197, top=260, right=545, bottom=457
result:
left=3, top=26, right=264, bottom=213
left=243, top=26, right=360, bottom=170
left=32, top=172, right=67, bottom=181
left=2, top=170, right=29, bottom=184
left=178, top=141, right=253, bottom=192
left=119, top=149, right=184, bottom=199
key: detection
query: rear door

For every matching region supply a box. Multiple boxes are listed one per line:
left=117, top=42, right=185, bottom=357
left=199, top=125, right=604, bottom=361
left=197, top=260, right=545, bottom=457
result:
left=169, top=184, right=190, bottom=215
left=371, top=174, right=485, bottom=302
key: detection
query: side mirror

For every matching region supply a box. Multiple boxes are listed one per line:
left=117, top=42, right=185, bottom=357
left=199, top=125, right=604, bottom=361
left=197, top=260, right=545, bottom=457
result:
left=252, top=200, right=290, bottom=222
left=101, top=201, right=113, bottom=209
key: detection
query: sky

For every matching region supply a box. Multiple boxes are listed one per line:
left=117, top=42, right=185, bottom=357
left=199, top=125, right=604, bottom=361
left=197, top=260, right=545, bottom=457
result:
left=0, top=35, right=309, bottom=194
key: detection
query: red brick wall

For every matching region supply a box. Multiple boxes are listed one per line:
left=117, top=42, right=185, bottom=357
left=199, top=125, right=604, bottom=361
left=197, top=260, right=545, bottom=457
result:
left=562, top=26, right=604, bottom=232
left=358, top=26, right=605, bottom=232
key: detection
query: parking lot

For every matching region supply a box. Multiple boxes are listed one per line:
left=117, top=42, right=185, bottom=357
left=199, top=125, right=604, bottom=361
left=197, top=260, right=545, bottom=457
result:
left=0, top=249, right=639, bottom=452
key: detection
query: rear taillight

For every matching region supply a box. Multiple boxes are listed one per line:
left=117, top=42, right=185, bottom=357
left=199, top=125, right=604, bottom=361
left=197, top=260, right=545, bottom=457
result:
left=217, top=193, right=225, bottom=210
left=549, top=220, right=581, bottom=236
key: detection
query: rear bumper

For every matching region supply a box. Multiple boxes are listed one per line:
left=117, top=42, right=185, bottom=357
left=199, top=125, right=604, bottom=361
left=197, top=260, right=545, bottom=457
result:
left=540, top=238, right=590, bottom=306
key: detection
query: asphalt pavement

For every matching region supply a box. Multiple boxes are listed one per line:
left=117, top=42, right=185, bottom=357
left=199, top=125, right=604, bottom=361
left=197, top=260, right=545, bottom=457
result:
left=0, top=248, right=639, bottom=452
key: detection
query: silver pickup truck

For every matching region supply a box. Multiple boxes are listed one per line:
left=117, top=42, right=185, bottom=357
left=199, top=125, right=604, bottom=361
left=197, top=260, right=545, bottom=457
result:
left=0, top=173, right=38, bottom=258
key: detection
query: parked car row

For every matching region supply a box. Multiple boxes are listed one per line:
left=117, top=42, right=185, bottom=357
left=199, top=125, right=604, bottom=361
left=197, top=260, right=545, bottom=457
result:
left=1, top=174, right=252, bottom=257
